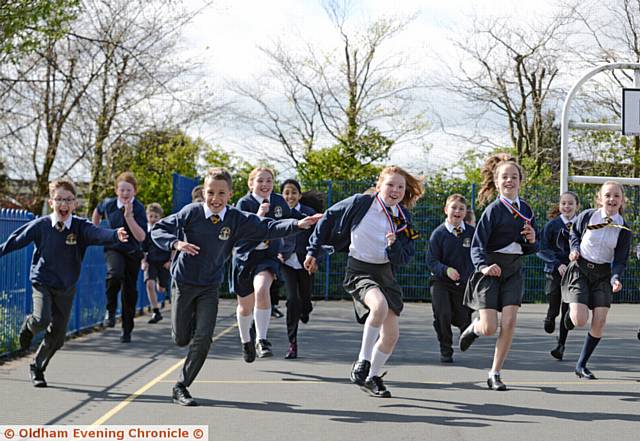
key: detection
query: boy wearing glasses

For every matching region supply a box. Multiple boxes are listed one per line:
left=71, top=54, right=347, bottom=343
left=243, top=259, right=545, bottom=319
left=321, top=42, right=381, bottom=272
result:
left=0, top=178, right=128, bottom=387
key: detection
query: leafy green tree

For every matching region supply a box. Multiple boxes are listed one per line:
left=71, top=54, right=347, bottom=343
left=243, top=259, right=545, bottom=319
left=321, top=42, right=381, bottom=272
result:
left=103, top=130, right=201, bottom=214
left=0, top=0, right=79, bottom=60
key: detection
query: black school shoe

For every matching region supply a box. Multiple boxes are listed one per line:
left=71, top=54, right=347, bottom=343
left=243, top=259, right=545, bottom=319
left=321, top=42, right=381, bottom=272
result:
left=362, top=375, right=391, bottom=398
left=563, top=311, right=575, bottom=331
left=148, top=312, right=163, bottom=324
left=172, top=383, right=197, bottom=406
left=459, top=320, right=479, bottom=352
left=19, top=318, right=33, bottom=351
left=103, top=311, right=116, bottom=328
left=349, top=359, right=371, bottom=386
left=637, top=328, right=640, bottom=340
left=242, top=341, right=256, bottom=363
left=271, top=306, right=284, bottom=318
left=120, top=332, right=131, bottom=343
left=544, top=318, right=555, bottom=334
left=487, top=373, right=507, bottom=391
left=550, top=344, right=565, bottom=360
left=575, top=366, right=596, bottom=380
left=29, top=364, right=47, bottom=388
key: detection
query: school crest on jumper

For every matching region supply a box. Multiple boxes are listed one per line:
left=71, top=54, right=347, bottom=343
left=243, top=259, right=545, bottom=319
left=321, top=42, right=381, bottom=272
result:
left=274, top=206, right=283, bottom=218
left=218, top=227, right=231, bottom=241
left=65, top=233, right=77, bottom=245
left=462, top=237, right=471, bottom=248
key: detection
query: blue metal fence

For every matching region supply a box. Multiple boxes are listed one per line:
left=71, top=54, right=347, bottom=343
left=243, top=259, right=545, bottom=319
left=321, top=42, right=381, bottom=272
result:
left=172, top=173, right=200, bottom=213
left=0, top=210, right=160, bottom=356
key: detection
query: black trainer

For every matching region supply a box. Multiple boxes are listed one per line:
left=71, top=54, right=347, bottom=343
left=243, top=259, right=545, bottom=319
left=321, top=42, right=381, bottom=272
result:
left=172, top=383, right=197, bottom=406
left=487, top=374, right=507, bottom=391
left=362, top=375, right=391, bottom=398
left=637, top=328, right=640, bottom=341
left=103, top=311, right=116, bottom=328
left=256, top=339, right=273, bottom=358
left=271, top=306, right=284, bottom=318
left=459, top=320, right=479, bottom=352
left=349, top=359, right=371, bottom=386
left=29, top=364, right=47, bottom=388
left=148, top=312, right=163, bottom=324
left=543, top=318, right=555, bottom=334
left=19, top=318, right=33, bottom=351
left=120, top=332, right=131, bottom=343
left=575, top=366, right=596, bottom=380
left=563, top=311, right=575, bottom=331
left=550, top=343, right=565, bottom=360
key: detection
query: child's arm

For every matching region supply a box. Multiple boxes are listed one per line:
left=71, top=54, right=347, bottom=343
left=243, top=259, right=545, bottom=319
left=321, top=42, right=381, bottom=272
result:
left=0, top=221, right=39, bottom=257
left=81, top=219, right=127, bottom=245
left=426, top=232, right=451, bottom=280
left=611, top=227, right=632, bottom=291
left=151, top=212, right=183, bottom=252
left=91, top=204, right=103, bottom=226
left=386, top=231, right=416, bottom=267
left=236, top=211, right=321, bottom=243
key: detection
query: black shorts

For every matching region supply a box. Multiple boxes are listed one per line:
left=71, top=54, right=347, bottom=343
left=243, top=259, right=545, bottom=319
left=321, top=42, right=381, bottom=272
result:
left=144, top=261, right=170, bottom=289
left=561, top=258, right=612, bottom=309
left=342, top=256, right=404, bottom=324
left=464, top=253, right=523, bottom=312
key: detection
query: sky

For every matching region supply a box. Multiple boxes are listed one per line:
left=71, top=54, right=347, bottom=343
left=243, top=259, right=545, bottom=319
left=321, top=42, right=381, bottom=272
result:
left=181, top=0, right=562, bottom=175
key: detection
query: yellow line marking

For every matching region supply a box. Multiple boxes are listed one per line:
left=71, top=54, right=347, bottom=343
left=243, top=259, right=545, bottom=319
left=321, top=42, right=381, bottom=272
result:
left=158, top=380, right=324, bottom=384
left=92, top=323, right=238, bottom=426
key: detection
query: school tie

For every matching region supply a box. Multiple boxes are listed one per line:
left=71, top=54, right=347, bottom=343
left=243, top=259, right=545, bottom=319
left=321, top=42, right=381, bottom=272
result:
left=55, top=221, right=65, bottom=232
left=453, top=226, right=463, bottom=238
left=512, top=201, right=519, bottom=219
left=587, top=216, right=613, bottom=230
left=210, top=214, right=220, bottom=224
left=120, top=206, right=126, bottom=215
left=566, top=222, right=573, bottom=231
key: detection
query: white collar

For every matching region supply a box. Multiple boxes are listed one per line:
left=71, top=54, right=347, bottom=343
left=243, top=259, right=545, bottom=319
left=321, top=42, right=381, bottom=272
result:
left=499, top=195, right=520, bottom=206
left=117, top=197, right=135, bottom=208
left=445, top=221, right=465, bottom=233
left=560, top=214, right=577, bottom=225
left=203, top=203, right=227, bottom=221
left=252, top=192, right=269, bottom=205
left=50, top=213, right=72, bottom=230
left=598, top=207, right=621, bottom=223
left=375, top=195, right=398, bottom=216
left=294, top=203, right=301, bottom=211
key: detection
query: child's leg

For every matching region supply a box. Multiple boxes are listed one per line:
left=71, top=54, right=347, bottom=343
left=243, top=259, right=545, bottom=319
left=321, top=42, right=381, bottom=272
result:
left=282, top=266, right=301, bottom=344
left=476, top=309, right=499, bottom=336
left=120, top=255, right=140, bottom=338
left=33, top=286, right=75, bottom=372
left=237, top=293, right=255, bottom=343
left=26, top=285, right=53, bottom=335
left=431, top=282, right=454, bottom=356
left=568, top=302, right=589, bottom=327
left=558, top=302, right=570, bottom=345
left=368, top=310, right=399, bottom=379
left=146, top=279, right=159, bottom=309
left=576, top=306, right=608, bottom=373
left=358, top=288, right=388, bottom=361
left=104, top=250, right=125, bottom=324
left=490, top=305, right=518, bottom=373
left=253, top=271, right=274, bottom=341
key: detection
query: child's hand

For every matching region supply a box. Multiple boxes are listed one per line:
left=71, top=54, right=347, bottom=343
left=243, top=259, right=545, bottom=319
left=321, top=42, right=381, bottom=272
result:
left=278, top=253, right=285, bottom=263
left=446, top=267, right=460, bottom=281
left=298, top=213, right=323, bottom=229
left=558, top=264, right=568, bottom=277
left=612, top=279, right=622, bottom=293
left=123, top=202, right=134, bottom=219
left=481, top=264, right=501, bottom=277
left=304, top=255, right=317, bottom=273
left=569, top=250, right=580, bottom=261
left=174, top=240, right=200, bottom=256
left=163, top=261, right=171, bottom=270
left=141, top=260, right=148, bottom=271
left=257, top=201, right=270, bottom=217
left=522, top=223, right=535, bottom=243
left=386, top=232, right=396, bottom=247
left=116, top=227, right=128, bottom=243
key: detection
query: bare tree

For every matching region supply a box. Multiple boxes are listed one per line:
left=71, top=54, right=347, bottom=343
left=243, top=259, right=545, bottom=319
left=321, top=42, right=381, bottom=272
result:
left=436, top=11, right=572, bottom=177
left=0, top=0, right=220, bottom=214
left=229, top=0, right=429, bottom=169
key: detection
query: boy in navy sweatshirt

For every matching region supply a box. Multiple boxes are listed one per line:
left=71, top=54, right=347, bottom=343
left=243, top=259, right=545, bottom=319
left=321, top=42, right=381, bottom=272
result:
left=151, top=167, right=321, bottom=406
left=142, top=203, right=171, bottom=323
left=0, top=178, right=128, bottom=387
left=426, top=194, right=474, bottom=363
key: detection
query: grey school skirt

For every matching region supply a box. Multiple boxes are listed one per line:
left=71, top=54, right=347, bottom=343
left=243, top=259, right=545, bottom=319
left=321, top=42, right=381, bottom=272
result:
left=342, top=256, right=404, bottom=324
left=561, top=257, right=612, bottom=309
left=464, top=253, right=523, bottom=312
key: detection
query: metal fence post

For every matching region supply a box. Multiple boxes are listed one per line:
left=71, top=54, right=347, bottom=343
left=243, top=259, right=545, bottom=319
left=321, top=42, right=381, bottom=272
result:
left=324, top=179, right=332, bottom=301
left=471, top=183, right=476, bottom=212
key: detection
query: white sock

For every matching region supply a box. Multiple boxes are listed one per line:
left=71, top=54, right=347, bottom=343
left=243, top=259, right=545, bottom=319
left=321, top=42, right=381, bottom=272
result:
left=471, top=317, right=480, bottom=336
left=358, top=323, right=380, bottom=361
left=488, top=370, right=500, bottom=378
left=237, top=312, right=253, bottom=344
left=367, top=347, right=391, bottom=380
left=254, top=307, right=271, bottom=341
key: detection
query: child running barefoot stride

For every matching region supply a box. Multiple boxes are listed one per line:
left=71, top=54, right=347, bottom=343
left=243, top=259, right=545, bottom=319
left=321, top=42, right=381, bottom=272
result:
left=537, top=191, right=579, bottom=360
left=305, top=166, right=423, bottom=398
left=459, top=157, right=538, bottom=391
left=562, top=181, right=631, bottom=380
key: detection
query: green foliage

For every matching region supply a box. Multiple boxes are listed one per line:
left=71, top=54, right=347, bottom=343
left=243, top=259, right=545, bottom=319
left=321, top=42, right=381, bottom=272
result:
left=202, top=146, right=276, bottom=204
left=110, top=130, right=202, bottom=214
left=0, top=0, right=80, bottom=59
left=298, top=144, right=383, bottom=186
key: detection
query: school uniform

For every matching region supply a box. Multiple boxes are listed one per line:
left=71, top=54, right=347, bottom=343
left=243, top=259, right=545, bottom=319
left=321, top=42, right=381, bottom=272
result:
left=307, top=193, right=418, bottom=323
left=142, top=225, right=171, bottom=290
left=464, top=196, right=538, bottom=311
left=537, top=215, right=575, bottom=326
left=231, top=192, right=300, bottom=297
left=151, top=202, right=300, bottom=387
left=0, top=215, right=119, bottom=374
left=95, top=197, right=147, bottom=336
left=426, top=221, right=474, bottom=357
left=562, top=208, right=631, bottom=309
left=280, top=203, right=316, bottom=345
